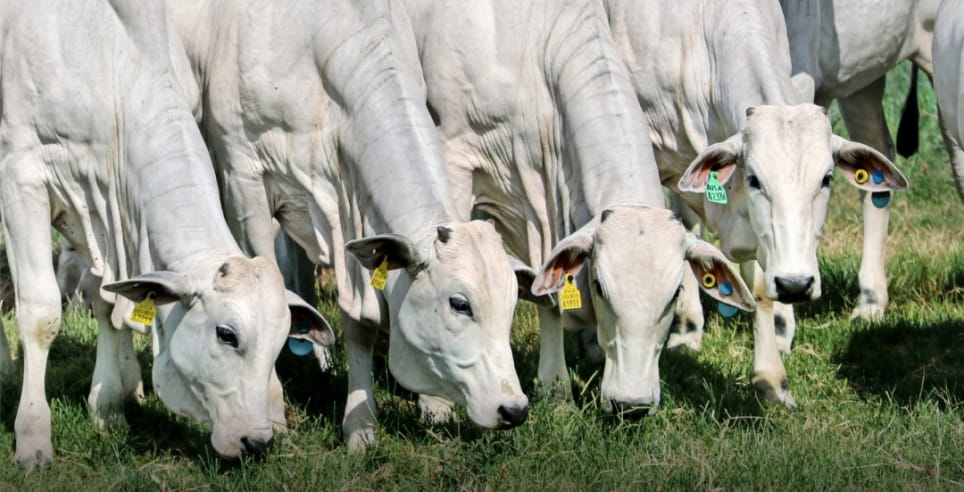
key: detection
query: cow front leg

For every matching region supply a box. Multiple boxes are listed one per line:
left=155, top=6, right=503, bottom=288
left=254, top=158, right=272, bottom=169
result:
left=3, top=177, right=62, bottom=469
left=838, top=77, right=894, bottom=321
left=773, top=301, right=796, bottom=354
left=117, top=329, right=144, bottom=404
left=667, top=267, right=704, bottom=351
left=536, top=306, right=571, bottom=401
left=744, top=262, right=796, bottom=410
left=88, top=284, right=133, bottom=428
left=342, top=313, right=378, bottom=452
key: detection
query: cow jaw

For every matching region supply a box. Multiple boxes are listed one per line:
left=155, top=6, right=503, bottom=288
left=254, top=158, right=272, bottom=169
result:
left=385, top=221, right=529, bottom=429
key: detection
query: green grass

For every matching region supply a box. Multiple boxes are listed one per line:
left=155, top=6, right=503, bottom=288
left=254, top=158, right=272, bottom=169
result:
left=1, top=61, right=962, bottom=490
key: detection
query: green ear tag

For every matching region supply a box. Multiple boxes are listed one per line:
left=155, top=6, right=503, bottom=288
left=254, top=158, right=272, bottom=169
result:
left=130, top=292, right=157, bottom=325
left=706, top=171, right=728, bottom=204
left=370, top=256, right=389, bottom=290
left=560, top=274, right=582, bottom=311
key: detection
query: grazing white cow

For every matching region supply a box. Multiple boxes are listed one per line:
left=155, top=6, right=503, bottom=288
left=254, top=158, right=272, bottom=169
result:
left=0, top=0, right=333, bottom=468
left=603, top=0, right=908, bottom=407
left=780, top=0, right=940, bottom=320
left=933, top=0, right=964, bottom=203
left=167, top=0, right=531, bottom=451
left=401, top=0, right=755, bottom=417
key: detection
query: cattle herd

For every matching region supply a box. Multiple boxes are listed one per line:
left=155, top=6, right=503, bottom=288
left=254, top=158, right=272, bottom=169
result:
left=0, top=0, right=958, bottom=470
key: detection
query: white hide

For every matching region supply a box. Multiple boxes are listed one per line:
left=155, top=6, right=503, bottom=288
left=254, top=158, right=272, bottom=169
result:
left=0, top=0, right=332, bottom=468
left=779, top=0, right=938, bottom=321
left=531, top=207, right=754, bottom=415
left=402, top=0, right=715, bottom=415
left=603, top=0, right=908, bottom=407
left=934, top=0, right=964, bottom=204
left=167, top=0, right=529, bottom=451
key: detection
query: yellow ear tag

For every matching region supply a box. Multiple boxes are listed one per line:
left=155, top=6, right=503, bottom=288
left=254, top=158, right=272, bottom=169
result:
left=560, top=274, right=582, bottom=311
left=701, top=273, right=717, bottom=289
left=370, top=256, right=389, bottom=291
left=854, top=168, right=869, bottom=184
left=130, top=292, right=157, bottom=325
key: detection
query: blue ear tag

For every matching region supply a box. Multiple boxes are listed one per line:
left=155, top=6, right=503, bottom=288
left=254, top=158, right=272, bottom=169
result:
left=871, top=191, right=891, bottom=208
left=719, top=281, right=734, bottom=296
left=871, top=169, right=885, bottom=184
left=717, top=302, right=739, bottom=318
left=287, top=320, right=314, bottom=356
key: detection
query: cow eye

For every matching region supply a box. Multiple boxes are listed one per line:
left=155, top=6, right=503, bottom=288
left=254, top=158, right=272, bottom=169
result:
left=821, top=173, right=833, bottom=188
left=449, top=295, right=473, bottom=317
left=216, top=324, right=239, bottom=348
left=747, top=175, right=761, bottom=190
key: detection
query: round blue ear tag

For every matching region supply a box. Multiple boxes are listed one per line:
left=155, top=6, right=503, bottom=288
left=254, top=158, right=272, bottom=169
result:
left=871, top=191, right=891, bottom=209
left=719, top=281, right=734, bottom=296
left=287, top=320, right=313, bottom=356
left=717, top=302, right=739, bottom=318
left=871, top=169, right=885, bottom=184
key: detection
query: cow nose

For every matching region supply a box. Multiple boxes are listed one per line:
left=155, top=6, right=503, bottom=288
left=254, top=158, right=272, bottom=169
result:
left=497, top=404, right=529, bottom=429
left=240, top=436, right=271, bottom=455
left=774, top=276, right=815, bottom=303
left=610, top=400, right=654, bottom=419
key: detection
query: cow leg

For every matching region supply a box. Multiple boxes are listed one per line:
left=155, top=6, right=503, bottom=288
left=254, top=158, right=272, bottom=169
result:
left=536, top=305, right=571, bottom=401
left=117, top=329, right=144, bottom=404
left=418, top=394, right=455, bottom=424
left=342, top=313, right=377, bottom=452
left=0, top=315, right=13, bottom=381
left=267, top=367, right=287, bottom=433
left=938, top=108, right=964, bottom=203
left=837, top=77, right=894, bottom=321
left=772, top=301, right=796, bottom=354
left=666, top=267, right=704, bottom=351
left=743, top=262, right=796, bottom=410
left=88, top=309, right=127, bottom=428
left=3, top=176, right=62, bottom=469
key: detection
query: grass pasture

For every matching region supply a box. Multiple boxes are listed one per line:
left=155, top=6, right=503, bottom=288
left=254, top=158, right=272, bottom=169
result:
left=0, top=62, right=962, bottom=490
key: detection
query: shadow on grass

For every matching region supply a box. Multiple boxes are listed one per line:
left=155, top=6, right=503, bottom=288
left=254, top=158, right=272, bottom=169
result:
left=834, top=317, right=963, bottom=407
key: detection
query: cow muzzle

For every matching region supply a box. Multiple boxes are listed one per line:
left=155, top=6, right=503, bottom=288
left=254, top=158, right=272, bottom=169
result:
left=773, top=275, right=816, bottom=303
left=497, top=404, right=529, bottom=429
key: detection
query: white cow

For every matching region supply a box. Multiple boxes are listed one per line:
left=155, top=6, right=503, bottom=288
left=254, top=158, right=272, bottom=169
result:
left=603, top=0, right=908, bottom=407
left=933, top=0, right=964, bottom=202
left=402, top=0, right=756, bottom=417
left=167, top=0, right=532, bottom=451
left=780, top=0, right=940, bottom=320
left=0, top=0, right=333, bottom=468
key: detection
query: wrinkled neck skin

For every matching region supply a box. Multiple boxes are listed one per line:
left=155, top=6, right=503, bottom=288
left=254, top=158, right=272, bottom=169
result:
left=173, top=0, right=458, bottom=324
left=411, top=0, right=662, bottom=268
left=607, top=0, right=798, bottom=261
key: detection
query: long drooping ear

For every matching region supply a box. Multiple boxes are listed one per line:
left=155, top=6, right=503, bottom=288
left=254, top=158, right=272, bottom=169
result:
left=531, top=228, right=595, bottom=296
left=285, top=290, right=335, bottom=346
left=103, top=271, right=196, bottom=306
left=831, top=135, right=909, bottom=191
left=685, top=238, right=755, bottom=311
left=345, top=233, right=421, bottom=271
left=678, top=133, right=744, bottom=193
left=508, top=256, right=557, bottom=308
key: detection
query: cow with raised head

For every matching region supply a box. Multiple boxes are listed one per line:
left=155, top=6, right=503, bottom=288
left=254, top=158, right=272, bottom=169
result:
left=779, top=0, right=939, bottom=320
left=167, top=0, right=533, bottom=451
left=0, top=0, right=332, bottom=468
left=603, top=0, right=908, bottom=408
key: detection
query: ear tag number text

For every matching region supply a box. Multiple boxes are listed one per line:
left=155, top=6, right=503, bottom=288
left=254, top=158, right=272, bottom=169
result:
left=371, top=256, right=389, bottom=290
left=130, top=292, right=157, bottom=325
left=706, top=171, right=728, bottom=204
left=560, top=274, right=582, bottom=310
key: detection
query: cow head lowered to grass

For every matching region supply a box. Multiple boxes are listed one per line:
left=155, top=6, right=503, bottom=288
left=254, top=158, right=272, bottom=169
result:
left=530, top=207, right=755, bottom=416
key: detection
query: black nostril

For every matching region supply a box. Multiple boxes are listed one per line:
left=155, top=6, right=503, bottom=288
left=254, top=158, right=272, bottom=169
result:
left=610, top=400, right=653, bottom=420
left=774, top=276, right=815, bottom=301
left=497, top=405, right=529, bottom=428
left=240, top=436, right=270, bottom=455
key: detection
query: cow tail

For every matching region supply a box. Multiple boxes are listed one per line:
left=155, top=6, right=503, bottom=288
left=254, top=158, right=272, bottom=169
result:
left=896, top=64, right=920, bottom=158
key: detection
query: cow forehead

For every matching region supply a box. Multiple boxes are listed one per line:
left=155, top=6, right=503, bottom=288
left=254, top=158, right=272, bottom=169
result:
left=594, top=208, right=688, bottom=266
left=742, top=105, right=833, bottom=180
left=203, top=256, right=288, bottom=321
left=428, top=222, right=515, bottom=298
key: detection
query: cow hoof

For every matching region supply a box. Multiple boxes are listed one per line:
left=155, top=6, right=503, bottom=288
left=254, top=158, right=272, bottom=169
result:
left=850, top=303, right=885, bottom=322
left=752, top=375, right=797, bottom=410
left=91, top=409, right=128, bottom=429
left=418, top=395, right=455, bottom=425
left=345, top=428, right=375, bottom=453
left=16, top=438, right=53, bottom=470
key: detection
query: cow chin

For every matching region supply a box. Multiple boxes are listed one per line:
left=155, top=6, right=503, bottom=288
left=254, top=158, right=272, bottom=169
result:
left=210, top=421, right=273, bottom=459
